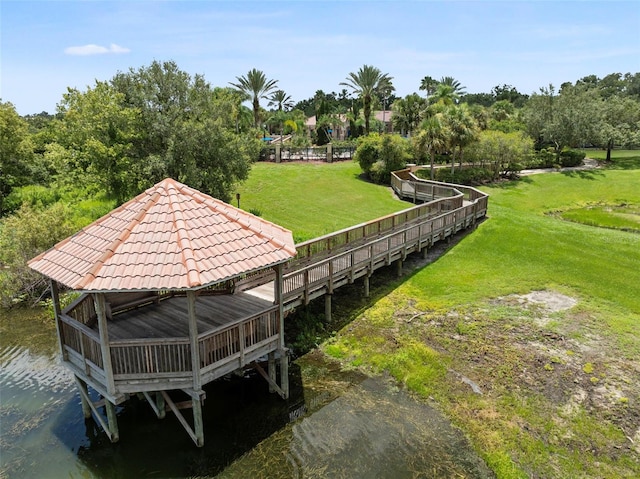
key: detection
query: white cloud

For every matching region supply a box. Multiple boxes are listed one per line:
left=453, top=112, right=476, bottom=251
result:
left=64, top=43, right=130, bottom=56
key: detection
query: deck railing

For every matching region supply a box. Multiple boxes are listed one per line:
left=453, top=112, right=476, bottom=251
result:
left=58, top=311, right=104, bottom=381
left=60, top=297, right=280, bottom=389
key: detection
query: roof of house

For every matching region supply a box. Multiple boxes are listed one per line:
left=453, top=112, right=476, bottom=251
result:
left=28, top=178, right=297, bottom=292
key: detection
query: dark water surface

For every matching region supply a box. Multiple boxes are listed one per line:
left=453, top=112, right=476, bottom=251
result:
left=1, top=311, right=493, bottom=478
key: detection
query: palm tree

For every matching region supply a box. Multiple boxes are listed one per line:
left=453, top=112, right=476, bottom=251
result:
left=419, top=75, right=438, bottom=97
left=430, top=84, right=460, bottom=106
left=439, top=76, right=467, bottom=98
left=414, top=114, right=448, bottom=180
left=340, top=65, right=394, bottom=135
left=268, top=90, right=293, bottom=112
left=442, top=104, right=478, bottom=174
left=392, top=93, right=426, bottom=137
left=230, top=69, right=278, bottom=127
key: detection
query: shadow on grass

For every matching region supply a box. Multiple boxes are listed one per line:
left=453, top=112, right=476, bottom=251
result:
left=561, top=169, right=605, bottom=180
left=603, top=156, right=640, bottom=170
left=286, top=225, right=480, bottom=357
left=489, top=176, right=534, bottom=190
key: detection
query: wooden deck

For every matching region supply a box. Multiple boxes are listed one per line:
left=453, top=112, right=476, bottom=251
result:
left=102, top=293, right=273, bottom=340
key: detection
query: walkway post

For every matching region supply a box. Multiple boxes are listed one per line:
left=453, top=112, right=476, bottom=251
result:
left=325, top=293, right=332, bottom=323
left=364, top=273, right=371, bottom=298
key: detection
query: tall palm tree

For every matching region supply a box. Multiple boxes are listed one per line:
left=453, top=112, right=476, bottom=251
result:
left=414, top=114, right=448, bottom=180
left=439, top=76, right=467, bottom=98
left=442, top=104, right=478, bottom=174
left=268, top=90, right=293, bottom=112
left=340, top=65, right=394, bottom=135
left=230, top=69, right=278, bottom=127
left=419, top=75, right=438, bottom=97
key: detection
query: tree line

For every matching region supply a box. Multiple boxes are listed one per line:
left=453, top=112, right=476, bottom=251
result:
left=1, top=60, right=639, bottom=306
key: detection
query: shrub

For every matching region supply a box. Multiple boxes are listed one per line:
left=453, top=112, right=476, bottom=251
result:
left=526, top=147, right=557, bottom=169
left=354, top=133, right=382, bottom=174
left=558, top=147, right=586, bottom=167
left=433, top=167, right=495, bottom=185
left=0, top=203, right=77, bottom=307
left=354, top=133, right=412, bottom=184
left=2, top=185, right=61, bottom=215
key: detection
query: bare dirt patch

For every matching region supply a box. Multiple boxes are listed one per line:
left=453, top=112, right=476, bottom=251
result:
left=387, top=288, right=640, bottom=474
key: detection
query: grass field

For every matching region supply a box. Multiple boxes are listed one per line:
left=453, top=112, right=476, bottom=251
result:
left=236, top=161, right=409, bottom=242
left=241, top=157, right=640, bottom=478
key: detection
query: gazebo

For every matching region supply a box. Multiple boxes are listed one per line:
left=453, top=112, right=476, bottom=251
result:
left=29, top=178, right=297, bottom=446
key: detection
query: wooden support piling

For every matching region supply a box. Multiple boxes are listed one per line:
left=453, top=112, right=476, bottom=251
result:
left=76, top=377, right=92, bottom=418
left=325, top=293, right=332, bottom=323
left=105, top=400, right=119, bottom=443
left=268, top=352, right=276, bottom=394
left=192, top=396, right=204, bottom=447
left=280, top=351, right=289, bottom=399
left=364, top=274, right=371, bottom=298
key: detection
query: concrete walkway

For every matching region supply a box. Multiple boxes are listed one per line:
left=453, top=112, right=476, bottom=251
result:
left=520, top=157, right=599, bottom=176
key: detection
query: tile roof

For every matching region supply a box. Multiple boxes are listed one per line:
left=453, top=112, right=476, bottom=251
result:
left=28, top=178, right=297, bottom=291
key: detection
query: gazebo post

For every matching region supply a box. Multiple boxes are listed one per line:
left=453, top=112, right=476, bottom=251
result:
left=94, top=293, right=116, bottom=396
left=49, top=280, right=66, bottom=360
left=187, top=290, right=204, bottom=446
left=93, top=292, right=119, bottom=442
left=275, top=263, right=289, bottom=398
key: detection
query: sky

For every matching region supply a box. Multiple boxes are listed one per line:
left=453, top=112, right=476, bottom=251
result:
left=1, top=0, right=639, bottom=115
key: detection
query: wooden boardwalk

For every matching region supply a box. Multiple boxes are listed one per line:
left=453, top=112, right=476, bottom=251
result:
left=243, top=168, right=488, bottom=312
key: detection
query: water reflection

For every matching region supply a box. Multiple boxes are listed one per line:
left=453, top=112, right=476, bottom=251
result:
left=1, top=345, right=493, bottom=478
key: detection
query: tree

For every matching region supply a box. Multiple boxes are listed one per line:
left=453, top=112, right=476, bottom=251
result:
left=52, top=82, right=141, bottom=202
left=268, top=89, right=293, bottom=112
left=594, top=95, right=640, bottom=161
left=340, top=65, right=394, bottom=135
left=439, top=76, right=467, bottom=97
left=419, top=76, right=438, bottom=98
left=491, top=84, right=529, bottom=107
left=430, top=84, right=459, bottom=106
left=441, top=104, right=478, bottom=172
left=392, top=93, right=426, bottom=137
left=467, top=130, right=533, bottom=179
left=230, top=68, right=279, bottom=127
left=413, top=114, right=448, bottom=180
left=522, top=84, right=556, bottom=149
left=109, top=61, right=261, bottom=201
left=0, top=101, right=37, bottom=215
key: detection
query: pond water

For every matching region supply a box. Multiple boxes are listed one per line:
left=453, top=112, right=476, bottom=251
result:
left=0, top=310, right=493, bottom=478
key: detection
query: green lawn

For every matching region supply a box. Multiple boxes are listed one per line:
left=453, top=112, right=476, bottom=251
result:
left=583, top=148, right=640, bottom=169
left=239, top=156, right=639, bottom=478
left=236, top=161, right=410, bottom=242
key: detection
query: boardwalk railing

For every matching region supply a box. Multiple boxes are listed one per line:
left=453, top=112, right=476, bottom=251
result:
left=281, top=196, right=485, bottom=308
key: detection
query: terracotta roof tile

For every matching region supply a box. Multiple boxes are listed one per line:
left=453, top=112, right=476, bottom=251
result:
left=29, top=178, right=296, bottom=291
